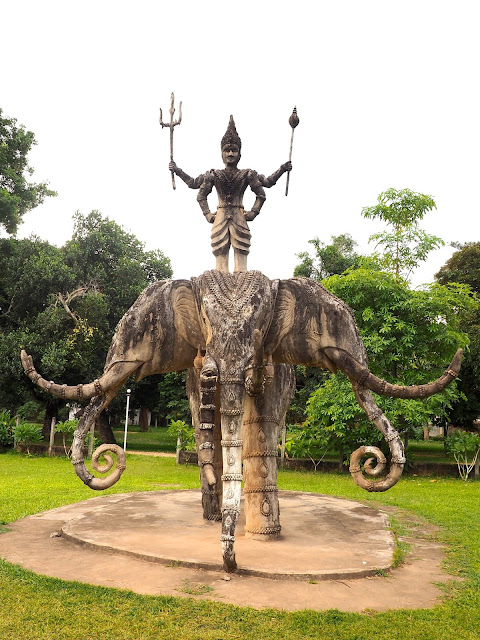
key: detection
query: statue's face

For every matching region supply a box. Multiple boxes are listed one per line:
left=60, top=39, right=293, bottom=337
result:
left=222, top=144, right=240, bottom=168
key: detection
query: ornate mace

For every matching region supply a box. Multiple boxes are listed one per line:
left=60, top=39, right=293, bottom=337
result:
left=159, top=93, right=182, bottom=190
left=285, top=106, right=299, bottom=196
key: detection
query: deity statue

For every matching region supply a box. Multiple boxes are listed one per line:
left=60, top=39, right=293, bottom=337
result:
left=169, top=116, right=291, bottom=273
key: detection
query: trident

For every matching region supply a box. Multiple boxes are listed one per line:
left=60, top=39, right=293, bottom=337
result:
left=285, top=106, right=299, bottom=196
left=159, top=93, right=182, bottom=190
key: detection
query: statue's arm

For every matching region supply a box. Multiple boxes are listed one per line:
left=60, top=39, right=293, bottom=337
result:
left=169, top=161, right=204, bottom=189
left=197, top=172, right=216, bottom=223
left=245, top=171, right=267, bottom=222
left=258, top=161, right=292, bottom=188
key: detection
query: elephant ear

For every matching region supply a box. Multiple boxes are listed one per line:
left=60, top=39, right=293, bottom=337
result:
left=264, top=281, right=296, bottom=355
left=171, top=281, right=206, bottom=350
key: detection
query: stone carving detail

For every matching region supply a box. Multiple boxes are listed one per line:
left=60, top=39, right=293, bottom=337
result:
left=260, top=498, right=271, bottom=516
left=169, top=116, right=291, bottom=273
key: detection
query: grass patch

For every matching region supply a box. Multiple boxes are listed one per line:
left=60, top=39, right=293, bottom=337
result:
left=408, top=440, right=452, bottom=464
left=1, top=451, right=480, bottom=639
left=113, top=425, right=177, bottom=452
left=176, top=580, right=215, bottom=596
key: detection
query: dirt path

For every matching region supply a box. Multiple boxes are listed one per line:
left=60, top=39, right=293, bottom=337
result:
left=126, top=450, right=175, bottom=457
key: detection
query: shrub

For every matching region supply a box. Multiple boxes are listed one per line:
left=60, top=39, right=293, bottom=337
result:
left=445, top=430, right=480, bottom=480
left=12, top=422, right=43, bottom=454
left=16, top=400, right=45, bottom=422
left=55, top=419, right=79, bottom=456
left=168, top=420, right=196, bottom=453
left=0, top=409, right=15, bottom=447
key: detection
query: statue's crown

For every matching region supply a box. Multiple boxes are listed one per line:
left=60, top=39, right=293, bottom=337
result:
left=221, top=115, right=241, bottom=150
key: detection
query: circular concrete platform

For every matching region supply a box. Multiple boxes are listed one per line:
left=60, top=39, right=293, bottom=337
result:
left=60, top=490, right=393, bottom=580
left=0, top=490, right=453, bottom=611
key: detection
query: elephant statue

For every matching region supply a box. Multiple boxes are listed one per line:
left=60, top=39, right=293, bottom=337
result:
left=21, top=270, right=462, bottom=572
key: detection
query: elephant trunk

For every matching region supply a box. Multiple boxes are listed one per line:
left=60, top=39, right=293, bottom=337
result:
left=349, top=446, right=404, bottom=492
left=219, top=382, right=247, bottom=573
left=245, top=329, right=265, bottom=396
left=198, top=358, right=218, bottom=488
left=349, top=384, right=406, bottom=492
left=71, top=396, right=126, bottom=490
left=21, top=350, right=141, bottom=402
left=324, top=347, right=462, bottom=399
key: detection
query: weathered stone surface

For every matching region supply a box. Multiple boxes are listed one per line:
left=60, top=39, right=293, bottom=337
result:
left=21, top=270, right=462, bottom=572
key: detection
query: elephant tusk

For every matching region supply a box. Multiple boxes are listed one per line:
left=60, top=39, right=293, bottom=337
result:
left=21, top=350, right=102, bottom=401
left=324, top=347, right=463, bottom=399
left=21, top=350, right=142, bottom=402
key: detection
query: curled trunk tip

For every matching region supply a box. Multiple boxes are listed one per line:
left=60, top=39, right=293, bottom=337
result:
left=72, top=444, right=126, bottom=490
left=349, top=446, right=404, bottom=492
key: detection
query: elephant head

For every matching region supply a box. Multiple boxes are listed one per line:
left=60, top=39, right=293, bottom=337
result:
left=264, top=277, right=462, bottom=492
left=189, top=270, right=282, bottom=570
left=21, top=272, right=462, bottom=572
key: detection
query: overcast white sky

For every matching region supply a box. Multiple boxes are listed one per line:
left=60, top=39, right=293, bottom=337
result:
left=2, top=0, right=479, bottom=286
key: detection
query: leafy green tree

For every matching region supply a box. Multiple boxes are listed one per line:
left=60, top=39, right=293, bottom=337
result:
left=436, top=242, right=480, bottom=429
left=362, top=188, right=443, bottom=281
left=0, top=109, right=56, bottom=235
left=291, top=234, right=360, bottom=425
left=436, top=242, right=480, bottom=293
left=294, top=234, right=359, bottom=279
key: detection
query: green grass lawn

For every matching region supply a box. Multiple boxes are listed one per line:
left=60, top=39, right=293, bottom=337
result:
left=1, top=450, right=480, bottom=639
left=112, top=425, right=178, bottom=453
left=408, top=439, right=452, bottom=464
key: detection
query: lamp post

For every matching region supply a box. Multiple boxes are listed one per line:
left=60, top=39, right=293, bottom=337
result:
left=123, top=389, right=131, bottom=451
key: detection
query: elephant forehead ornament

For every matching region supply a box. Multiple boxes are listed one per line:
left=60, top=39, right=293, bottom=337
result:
left=21, top=272, right=462, bottom=572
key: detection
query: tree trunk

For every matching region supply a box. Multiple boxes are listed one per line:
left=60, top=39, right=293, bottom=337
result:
left=139, top=407, right=149, bottom=432
left=97, top=411, right=117, bottom=444
left=42, top=401, right=57, bottom=440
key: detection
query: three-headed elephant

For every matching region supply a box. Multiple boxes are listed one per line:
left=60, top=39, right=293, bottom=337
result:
left=21, top=270, right=462, bottom=572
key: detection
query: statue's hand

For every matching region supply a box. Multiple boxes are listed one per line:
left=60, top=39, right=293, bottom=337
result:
left=244, top=211, right=257, bottom=222
left=282, top=161, right=292, bottom=173
left=169, top=161, right=179, bottom=174
left=205, top=212, right=216, bottom=224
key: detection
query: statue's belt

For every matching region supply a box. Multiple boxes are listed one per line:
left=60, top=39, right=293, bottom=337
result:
left=217, top=205, right=245, bottom=220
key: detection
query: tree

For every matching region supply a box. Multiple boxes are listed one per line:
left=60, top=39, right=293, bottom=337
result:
left=436, top=242, right=480, bottom=429
left=436, top=242, right=480, bottom=293
left=291, top=234, right=360, bottom=426
left=362, top=188, right=443, bottom=281
left=0, top=109, right=56, bottom=235
left=294, top=234, right=359, bottom=279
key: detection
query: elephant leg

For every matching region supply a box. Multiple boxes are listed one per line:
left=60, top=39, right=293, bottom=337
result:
left=71, top=395, right=126, bottom=490
left=186, top=368, right=222, bottom=521
left=243, top=364, right=296, bottom=540
left=219, top=382, right=245, bottom=572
